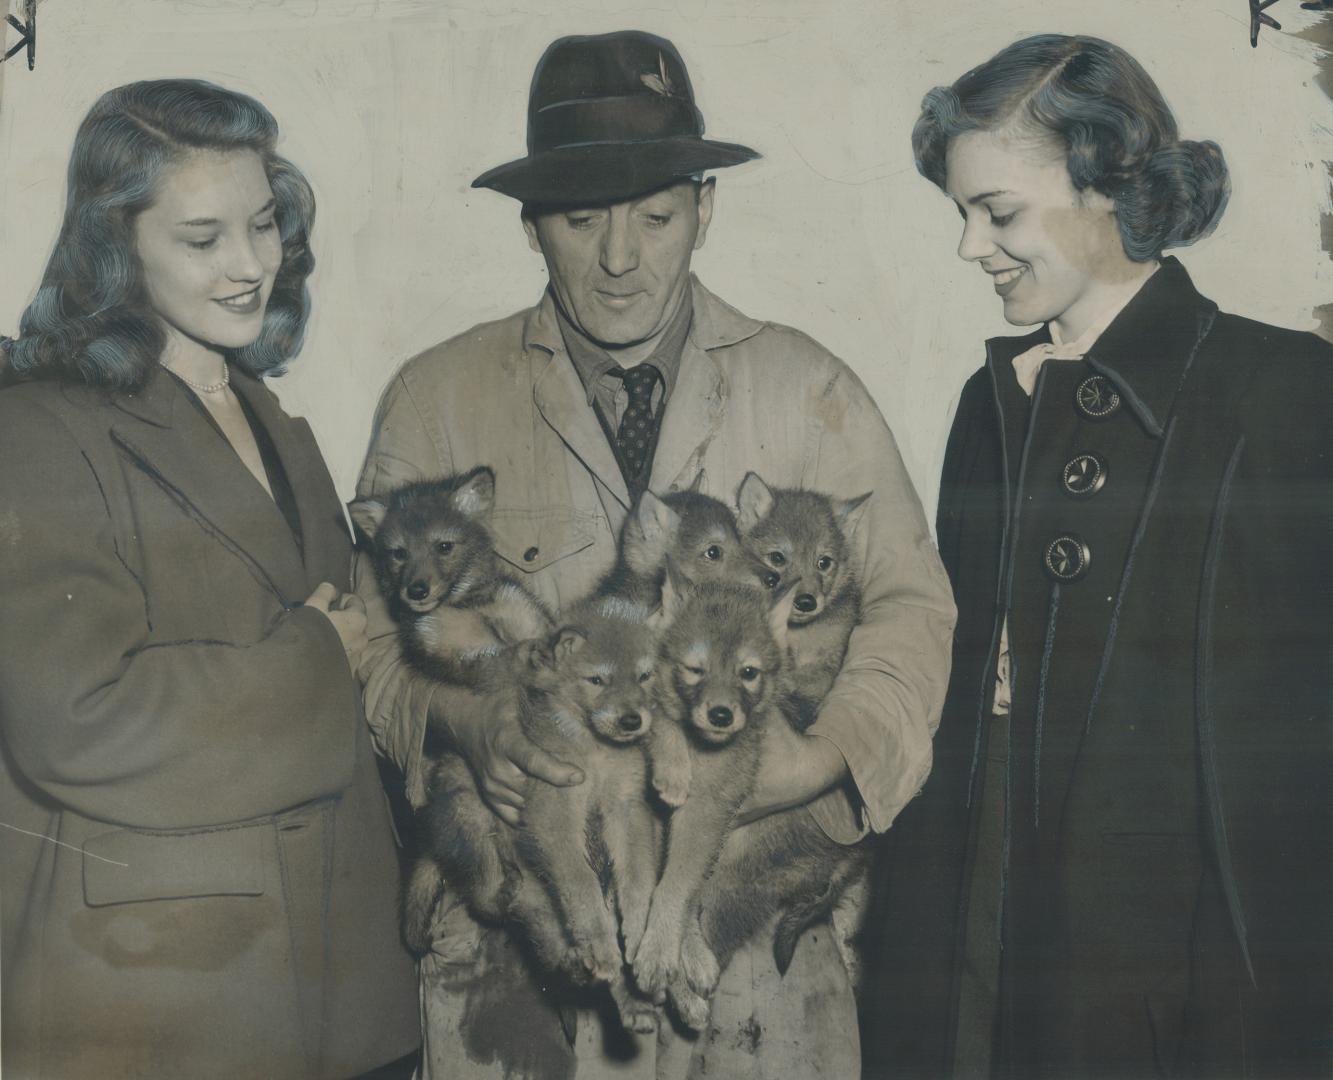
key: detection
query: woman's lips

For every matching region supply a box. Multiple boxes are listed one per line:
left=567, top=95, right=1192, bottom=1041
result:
left=990, top=266, right=1027, bottom=298
left=215, top=287, right=262, bottom=314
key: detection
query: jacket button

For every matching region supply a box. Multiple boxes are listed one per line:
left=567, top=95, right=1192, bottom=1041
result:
left=1062, top=452, right=1107, bottom=498
left=1075, top=375, right=1121, bottom=420
left=523, top=546, right=540, bottom=562
left=1044, top=534, right=1091, bottom=582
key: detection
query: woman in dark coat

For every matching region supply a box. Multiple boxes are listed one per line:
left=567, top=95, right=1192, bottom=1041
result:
left=863, top=34, right=1331, bottom=1080
left=0, top=81, right=418, bottom=1078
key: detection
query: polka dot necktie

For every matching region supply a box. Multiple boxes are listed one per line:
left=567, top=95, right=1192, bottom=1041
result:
left=613, top=363, right=662, bottom=482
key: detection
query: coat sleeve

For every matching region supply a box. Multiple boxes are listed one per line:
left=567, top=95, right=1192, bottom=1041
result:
left=0, top=398, right=360, bottom=830
left=1206, top=338, right=1332, bottom=1061
left=803, top=358, right=958, bottom=841
left=351, top=365, right=453, bottom=807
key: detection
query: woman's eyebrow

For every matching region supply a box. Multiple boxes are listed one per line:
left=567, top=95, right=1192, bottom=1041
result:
left=967, top=189, right=1011, bottom=204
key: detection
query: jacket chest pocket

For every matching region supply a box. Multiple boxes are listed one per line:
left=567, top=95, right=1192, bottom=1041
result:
left=490, top=507, right=595, bottom=575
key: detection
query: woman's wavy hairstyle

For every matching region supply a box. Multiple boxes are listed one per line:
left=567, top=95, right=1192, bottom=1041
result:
left=912, top=34, right=1230, bottom=262
left=4, top=79, right=315, bottom=389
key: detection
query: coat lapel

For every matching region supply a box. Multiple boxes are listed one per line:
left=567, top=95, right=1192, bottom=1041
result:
left=230, top=371, right=351, bottom=593
left=529, top=299, right=633, bottom=509
left=110, top=368, right=311, bottom=605
left=649, top=335, right=725, bottom=493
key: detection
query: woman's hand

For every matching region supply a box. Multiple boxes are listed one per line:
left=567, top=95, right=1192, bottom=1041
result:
left=303, top=582, right=368, bottom=668
left=736, top=719, right=850, bottom=825
left=429, top=680, right=583, bottom=827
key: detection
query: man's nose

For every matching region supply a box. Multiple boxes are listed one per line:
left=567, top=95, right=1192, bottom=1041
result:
left=956, top=214, right=995, bottom=263
left=599, top=208, right=639, bottom=277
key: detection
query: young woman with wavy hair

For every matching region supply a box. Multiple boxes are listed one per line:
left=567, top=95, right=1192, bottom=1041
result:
left=0, top=80, right=417, bottom=1078
left=864, top=35, right=1330, bottom=1079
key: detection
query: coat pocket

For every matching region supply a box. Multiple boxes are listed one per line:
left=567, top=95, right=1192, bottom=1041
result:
left=83, top=824, right=266, bottom=906
left=490, top=507, right=594, bottom=575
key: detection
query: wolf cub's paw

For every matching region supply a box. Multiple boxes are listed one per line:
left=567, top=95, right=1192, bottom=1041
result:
left=610, top=980, right=659, bottom=1034
left=680, top=921, right=721, bottom=997
left=667, top=974, right=711, bottom=1031
left=621, top=902, right=650, bottom=962
left=651, top=756, right=692, bottom=808
left=571, top=933, right=620, bottom=985
left=629, top=920, right=678, bottom=997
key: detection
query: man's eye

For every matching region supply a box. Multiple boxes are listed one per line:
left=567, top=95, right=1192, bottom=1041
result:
left=567, top=215, right=600, bottom=230
left=817, top=555, right=834, bottom=572
left=740, top=666, right=760, bottom=681
left=644, top=214, right=672, bottom=228
left=768, top=551, right=786, bottom=566
left=436, top=541, right=454, bottom=554
left=704, top=545, right=722, bottom=561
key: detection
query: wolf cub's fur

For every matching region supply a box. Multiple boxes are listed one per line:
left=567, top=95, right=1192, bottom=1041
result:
left=736, top=472, right=870, bottom=727
left=597, top=487, right=769, bottom=608
left=631, top=570, right=868, bottom=1029
left=350, top=466, right=553, bottom=689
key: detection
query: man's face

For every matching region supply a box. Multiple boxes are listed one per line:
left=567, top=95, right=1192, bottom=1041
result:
left=524, top=179, right=714, bottom=349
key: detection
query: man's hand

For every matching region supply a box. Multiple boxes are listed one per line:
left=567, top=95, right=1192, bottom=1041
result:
left=736, top=718, right=850, bottom=825
left=431, top=681, right=583, bottom=826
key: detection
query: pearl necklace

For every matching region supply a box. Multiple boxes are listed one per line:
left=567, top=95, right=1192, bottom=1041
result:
left=161, top=360, right=230, bottom=394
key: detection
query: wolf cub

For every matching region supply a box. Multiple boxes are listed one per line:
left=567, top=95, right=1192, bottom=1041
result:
left=735, top=472, right=870, bottom=727
left=350, top=466, right=553, bottom=689
left=631, top=570, right=868, bottom=1029
left=597, top=486, right=768, bottom=608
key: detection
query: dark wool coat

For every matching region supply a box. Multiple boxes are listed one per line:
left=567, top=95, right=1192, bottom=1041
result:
left=863, top=259, right=1331, bottom=1079
left=0, top=368, right=419, bottom=1079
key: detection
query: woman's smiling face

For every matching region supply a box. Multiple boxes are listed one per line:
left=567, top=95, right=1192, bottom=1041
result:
left=944, top=129, right=1135, bottom=340
left=134, top=148, right=282, bottom=355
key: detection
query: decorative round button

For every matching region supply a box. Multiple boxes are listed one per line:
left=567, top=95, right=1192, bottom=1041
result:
left=523, top=546, right=540, bottom=562
left=1044, top=534, right=1092, bottom=582
left=1075, top=375, right=1121, bottom=421
left=1062, top=452, right=1107, bottom=498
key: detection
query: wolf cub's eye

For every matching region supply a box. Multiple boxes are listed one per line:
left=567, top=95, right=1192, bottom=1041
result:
left=684, top=664, right=705, bottom=676
left=585, top=675, right=604, bottom=687
left=436, top=541, right=455, bottom=555
left=389, top=547, right=408, bottom=562
left=703, top=545, right=722, bottom=561
left=817, top=555, right=834, bottom=572
left=768, top=551, right=786, bottom=567
left=740, top=666, right=760, bottom=681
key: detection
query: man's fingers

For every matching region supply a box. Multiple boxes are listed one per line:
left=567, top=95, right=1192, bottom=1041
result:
left=492, top=803, right=521, bottom=828
left=509, top=739, right=583, bottom=787
left=335, top=593, right=367, bottom=615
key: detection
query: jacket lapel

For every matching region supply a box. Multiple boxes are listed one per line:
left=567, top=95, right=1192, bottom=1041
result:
left=649, top=334, right=725, bottom=493
left=230, top=372, right=351, bottom=593
left=529, top=298, right=633, bottom=509
left=110, top=368, right=310, bottom=605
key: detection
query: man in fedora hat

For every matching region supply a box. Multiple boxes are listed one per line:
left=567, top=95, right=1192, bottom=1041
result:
left=352, top=29, right=955, bottom=1079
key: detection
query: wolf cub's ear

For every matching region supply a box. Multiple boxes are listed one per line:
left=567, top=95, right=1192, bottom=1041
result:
left=836, top=491, right=873, bottom=533
left=348, top=499, right=387, bottom=542
left=736, top=472, right=775, bottom=532
left=623, top=490, right=681, bottom=576
left=451, top=466, right=496, bottom=519
left=551, top=626, right=589, bottom=666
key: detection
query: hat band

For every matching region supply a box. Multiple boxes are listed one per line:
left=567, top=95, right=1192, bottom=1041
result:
left=529, top=95, right=703, bottom=154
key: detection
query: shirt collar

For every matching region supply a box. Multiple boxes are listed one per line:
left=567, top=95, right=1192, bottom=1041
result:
left=554, top=288, right=692, bottom=406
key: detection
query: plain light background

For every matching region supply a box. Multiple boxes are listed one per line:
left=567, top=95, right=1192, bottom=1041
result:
left=1, top=0, right=1329, bottom=521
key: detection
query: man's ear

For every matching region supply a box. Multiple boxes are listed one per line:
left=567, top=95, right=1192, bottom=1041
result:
left=694, top=178, right=716, bottom=252
left=522, top=210, right=543, bottom=255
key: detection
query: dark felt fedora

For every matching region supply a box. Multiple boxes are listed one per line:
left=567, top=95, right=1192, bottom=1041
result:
left=471, top=30, right=759, bottom=206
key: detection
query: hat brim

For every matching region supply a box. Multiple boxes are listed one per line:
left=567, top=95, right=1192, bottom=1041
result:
left=471, top=137, right=759, bottom=205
